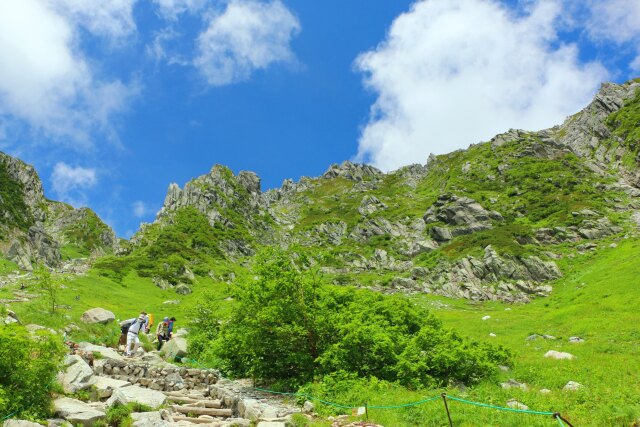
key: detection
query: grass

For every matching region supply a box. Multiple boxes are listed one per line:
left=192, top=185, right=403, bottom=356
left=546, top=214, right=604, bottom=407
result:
left=286, top=238, right=640, bottom=427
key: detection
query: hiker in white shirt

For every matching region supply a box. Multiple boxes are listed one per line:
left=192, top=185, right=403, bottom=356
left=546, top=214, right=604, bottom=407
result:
left=124, top=313, right=148, bottom=356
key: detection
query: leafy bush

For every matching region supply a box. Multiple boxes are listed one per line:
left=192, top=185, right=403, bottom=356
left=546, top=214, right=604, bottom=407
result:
left=0, top=325, right=65, bottom=420
left=191, top=247, right=510, bottom=390
left=106, top=402, right=133, bottom=427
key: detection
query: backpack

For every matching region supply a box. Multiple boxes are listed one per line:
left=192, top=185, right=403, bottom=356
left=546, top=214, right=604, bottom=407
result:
left=120, top=319, right=134, bottom=334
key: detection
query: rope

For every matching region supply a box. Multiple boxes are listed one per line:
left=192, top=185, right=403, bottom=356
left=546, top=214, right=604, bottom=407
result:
left=178, top=357, right=570, bottom=423
left=445, top=396, right=555, bottom=416
left=1, top=412, right=17, bottom=422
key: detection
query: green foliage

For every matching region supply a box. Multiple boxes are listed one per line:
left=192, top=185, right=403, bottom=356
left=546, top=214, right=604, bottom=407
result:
left=192, top=247, right=509, bottom=390
left=105, top=402, right=133, bottom=427
left=33, top=265, right=62, bottom=314
left=0, top=325, right=64, bottom=420
left=0, top=159, right=33, bottom=231
left=607, top=88, right=640, bottom=154
left=105, top=402, right=154, bottom=427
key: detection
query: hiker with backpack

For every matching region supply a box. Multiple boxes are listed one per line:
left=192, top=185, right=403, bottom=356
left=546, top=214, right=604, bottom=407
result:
left=121, top=312, right=148, bottom=356
left=156, top=317, right=171, bottom=350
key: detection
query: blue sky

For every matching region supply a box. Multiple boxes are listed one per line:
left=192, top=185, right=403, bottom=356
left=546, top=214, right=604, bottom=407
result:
left=1, top=0, right=639, bottom=237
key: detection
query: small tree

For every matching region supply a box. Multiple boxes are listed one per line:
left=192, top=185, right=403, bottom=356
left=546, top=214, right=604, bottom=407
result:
left=33, top=265, right=62, bottom=314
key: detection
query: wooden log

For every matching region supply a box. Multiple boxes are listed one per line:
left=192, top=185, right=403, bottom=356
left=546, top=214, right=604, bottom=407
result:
left=171, top=405, right=233, bottom=417
left=166, top=396, right=222, bottom=408
left=171, top=416, right=223, bottom=425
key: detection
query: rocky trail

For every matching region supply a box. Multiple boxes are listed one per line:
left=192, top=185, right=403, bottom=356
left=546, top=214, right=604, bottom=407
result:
left=39, top=342, right=311, bottom=427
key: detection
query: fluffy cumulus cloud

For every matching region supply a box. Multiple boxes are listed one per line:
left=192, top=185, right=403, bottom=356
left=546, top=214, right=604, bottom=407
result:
left=50, top=162, right=97, bottom=205
left=50, top=0, right=138, bottom=41
left=0, top=0, right=138, bottom=145
left=194, top=0, right=300, bottom=86
left=354, top=0, right=608, bottom=171
left=583, top=0, right=640, bottom=72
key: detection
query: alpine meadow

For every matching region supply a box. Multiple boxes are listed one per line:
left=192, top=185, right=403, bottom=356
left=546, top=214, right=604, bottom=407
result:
left=3, top=0, right=640, bottom=424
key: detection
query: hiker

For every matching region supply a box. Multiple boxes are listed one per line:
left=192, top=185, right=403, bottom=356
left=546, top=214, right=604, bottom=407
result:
left=156, top=317, right=170, bottom=350
left=122, top=313, right=148, bottom=356
left=168, top=316, right=177, bottom=337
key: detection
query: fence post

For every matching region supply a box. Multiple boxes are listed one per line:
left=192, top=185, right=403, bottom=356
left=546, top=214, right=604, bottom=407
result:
left=365, top=402, right=369, bottom=420
left=441, top=393, right=453, bottom=427
left=554, top=412, right=575, bottom=427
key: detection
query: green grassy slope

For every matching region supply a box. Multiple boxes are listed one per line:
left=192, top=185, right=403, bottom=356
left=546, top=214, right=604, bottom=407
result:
left=5, top=238, right=639, bottom=426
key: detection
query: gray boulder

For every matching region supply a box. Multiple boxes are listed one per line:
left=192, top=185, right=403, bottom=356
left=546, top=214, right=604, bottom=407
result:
left=358, top=195, right=387, bottom=216
left=544, top=350, right=576, bottom=360
left=94, top=376, right=131, bottom=399
left=53, top=398, right=106, bottom=426
left=563, top=381, right=584, bottom=392
left=130, top=411, right=171, bottom=427
left=57, top=355, right=95, bottom=393
left=3, top=421, right=43, bottom=427
left=77, top=342, right=123, bottom=361
left=106, top=385, right=167, bottom=409
left=80, top=308, right=115, bottom=325
left=162, top=336, right=188, bottom=361
left=174, top=284, right=192, bottom=295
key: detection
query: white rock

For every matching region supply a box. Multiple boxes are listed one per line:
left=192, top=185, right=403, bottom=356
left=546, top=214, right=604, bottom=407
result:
left=77, top=342, right=123, bottom=361
left=257, top=423, right=286, bottom=427
left=80, top=308, right=115, bottom=324
left=53, top=398, right=106, bottom=426
left=489, top=333, right=497, bottom=337
left=544, top=350, right=576, bottom=360
left=238, top=398, right=262, bottom=421
left=482, top=315, right=491, bottom=321
left=94, top=375, right=131, bottom=398
left=568, top=336, right=585, bottom=343
left=563, top=381, right=584, bottom=391
left=500, top=379, right=528, bottom=391
left=131, top=411, right=171, bottom=427
left=506, top=399, right=529, bottom=410
left=106, top=385, right=167, bottom=409
left=302, top=400, right=314, bottom=413
left=162, top=337, right=187, bottom=361
left=57, top=355, right=96, bottom=393
left=3, top=420, right=42, bottom=427
left=539, top=389, right=552, bottom=394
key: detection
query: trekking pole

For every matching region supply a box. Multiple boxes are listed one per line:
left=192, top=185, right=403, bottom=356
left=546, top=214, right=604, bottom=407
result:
left=441, top=393, right=453, bottom=427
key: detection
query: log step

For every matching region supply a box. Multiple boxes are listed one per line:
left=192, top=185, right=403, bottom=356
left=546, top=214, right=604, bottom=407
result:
left=167, top=396, right=222, bottom=408
left=171, top=405, right=233, bottom=417
left=172, top=416, right=223, bottom=425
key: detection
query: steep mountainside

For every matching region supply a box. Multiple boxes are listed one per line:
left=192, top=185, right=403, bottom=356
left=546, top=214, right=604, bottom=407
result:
left=0, top=152, right=118, bottom=270
left=102, top=79, right=640, bottom=303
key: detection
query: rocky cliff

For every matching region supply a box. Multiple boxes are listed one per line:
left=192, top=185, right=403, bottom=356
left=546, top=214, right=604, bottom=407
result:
left=117, top=79, right=639, bottom=302
left=0, top=152, right=117, bottom=270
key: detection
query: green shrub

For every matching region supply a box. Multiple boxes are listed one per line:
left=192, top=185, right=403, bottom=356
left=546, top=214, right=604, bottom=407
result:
left=105, top=402, right=133, bottom=427
left=192, top=247, right=510, bottom=390
left=0, top=325, right=65, bottom=420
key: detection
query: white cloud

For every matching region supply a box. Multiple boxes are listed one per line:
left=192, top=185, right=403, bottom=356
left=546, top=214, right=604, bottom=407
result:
left=49, top=0, right=138, bottom=42
left=632, top=55, right=640, bottom=73
left=51, top=162, right=97, bottom=205
left=0, top=0, right=138, bottom=145
left=194, top=0, right=300, bottom=86
left=132, top=200, right=148, bottom=218
left=583, top=0, right=640, bottom=44
left=354, top=0, right=608, bottom=171
left=153, top=0, right=207, bottom=20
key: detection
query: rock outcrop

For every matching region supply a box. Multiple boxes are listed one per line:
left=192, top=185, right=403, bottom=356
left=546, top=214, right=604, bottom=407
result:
left=0, top=151, right=116, bottom=269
